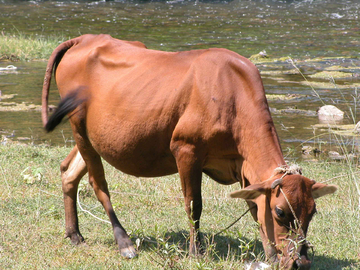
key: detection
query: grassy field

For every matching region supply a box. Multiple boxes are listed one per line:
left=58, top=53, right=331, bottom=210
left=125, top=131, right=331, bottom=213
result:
left=0, top=33, right=65, bottom=61
left=0, top=143, right=359, bottom=269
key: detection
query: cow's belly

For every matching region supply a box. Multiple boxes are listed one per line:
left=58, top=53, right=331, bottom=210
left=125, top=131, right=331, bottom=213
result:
left=103, top=149, right=178, bottom=178
left=85, top=107, right=178, bottom=177
left=91, top=135, right=178, bottom=177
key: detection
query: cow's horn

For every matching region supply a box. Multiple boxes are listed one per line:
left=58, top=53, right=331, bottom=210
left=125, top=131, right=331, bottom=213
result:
left=271, top=178, right=283, bottom=189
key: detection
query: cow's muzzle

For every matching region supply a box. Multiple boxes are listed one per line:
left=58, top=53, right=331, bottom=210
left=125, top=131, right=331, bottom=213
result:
left=279, top=255, right=311, bottom=270
left=279, top=238, right=312, bottom=270
left=293, top=255, right=311, bottom=269
left=290, top=243, right=312, bottom=270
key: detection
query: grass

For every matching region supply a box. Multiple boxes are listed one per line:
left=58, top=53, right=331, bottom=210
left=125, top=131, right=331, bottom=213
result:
left=0, top=32, right=66, bottom=61
left=0, top=143, right=359, bottom=269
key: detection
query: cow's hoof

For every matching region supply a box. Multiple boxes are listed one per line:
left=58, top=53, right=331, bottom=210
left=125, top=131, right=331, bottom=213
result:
left=65, top=232, right=85, bottom=245
left=120, top=247, right=137, bottom=259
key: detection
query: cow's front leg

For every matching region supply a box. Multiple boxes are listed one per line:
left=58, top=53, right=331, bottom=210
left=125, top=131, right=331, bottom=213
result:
left=172, top=143, right=204, bottom=255
left=184, top=190, right=203, bottom=255
left=61, top=145, right=88, bottom=245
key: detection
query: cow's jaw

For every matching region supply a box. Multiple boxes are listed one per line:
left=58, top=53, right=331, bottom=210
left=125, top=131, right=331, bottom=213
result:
left=256, top=196, right=312, bottom=270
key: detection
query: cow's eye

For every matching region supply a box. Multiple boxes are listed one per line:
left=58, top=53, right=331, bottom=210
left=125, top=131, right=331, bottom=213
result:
left=275, top=206, right=285, bottom=218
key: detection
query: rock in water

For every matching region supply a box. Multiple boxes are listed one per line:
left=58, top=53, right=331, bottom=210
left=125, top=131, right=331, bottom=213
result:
left=317, top=105, right=344, bottom=123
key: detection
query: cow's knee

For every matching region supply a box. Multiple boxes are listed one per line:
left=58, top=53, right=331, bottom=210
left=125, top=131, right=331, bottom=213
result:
left=61, top=149, right=87, bottom=195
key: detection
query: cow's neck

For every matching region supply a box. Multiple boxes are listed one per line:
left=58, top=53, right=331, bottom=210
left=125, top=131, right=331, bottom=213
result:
left=238, top=118, right=286, bottom=185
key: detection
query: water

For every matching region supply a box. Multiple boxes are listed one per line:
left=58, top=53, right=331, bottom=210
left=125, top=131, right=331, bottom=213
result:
left=0, top=0, right=359, bottom=158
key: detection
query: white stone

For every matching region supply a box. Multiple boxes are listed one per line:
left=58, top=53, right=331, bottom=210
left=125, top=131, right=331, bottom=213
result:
left=318, top=105, right=344, bottom=122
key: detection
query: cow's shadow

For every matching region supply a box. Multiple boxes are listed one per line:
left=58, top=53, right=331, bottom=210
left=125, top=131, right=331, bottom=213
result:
left=130, top=231, right=358, bottom=268
left=130, top=230, right=264, bottom=261
left=310, top=254, right=358, bottom=270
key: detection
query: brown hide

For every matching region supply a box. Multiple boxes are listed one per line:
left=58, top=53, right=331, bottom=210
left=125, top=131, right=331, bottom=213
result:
left=42, top=34, right=337, bottom=269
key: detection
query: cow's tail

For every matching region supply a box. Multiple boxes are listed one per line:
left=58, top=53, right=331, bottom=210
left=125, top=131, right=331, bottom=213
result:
left=45, top=88, right=86, bottom=132
left=41, top=36, right=82, bottom=128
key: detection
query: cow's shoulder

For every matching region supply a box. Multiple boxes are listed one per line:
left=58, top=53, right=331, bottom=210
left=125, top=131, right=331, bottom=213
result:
left=194, top=48, right=257, bottom=70
left=188, top=48, right=261, bottom=87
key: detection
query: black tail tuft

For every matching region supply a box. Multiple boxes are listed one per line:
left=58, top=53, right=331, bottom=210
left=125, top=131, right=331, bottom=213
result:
left=45, top=90, right=85, bottom=132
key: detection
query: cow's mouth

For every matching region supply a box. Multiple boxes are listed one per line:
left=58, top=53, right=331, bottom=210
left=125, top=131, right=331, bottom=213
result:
left=293, top=255, right=311, bottom=269
left=292, top=244, right=311, bottom=270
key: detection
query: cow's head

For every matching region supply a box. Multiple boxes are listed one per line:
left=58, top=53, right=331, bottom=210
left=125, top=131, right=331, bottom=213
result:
left=230, top=174, right=337, bottom=269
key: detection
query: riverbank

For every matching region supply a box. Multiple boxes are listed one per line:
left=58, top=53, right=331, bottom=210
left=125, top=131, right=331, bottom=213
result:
left=0, top=143, right=359, bottom=269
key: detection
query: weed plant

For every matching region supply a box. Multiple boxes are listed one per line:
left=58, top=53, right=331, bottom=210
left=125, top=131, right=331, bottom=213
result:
left=287, top=58, right=360, bottom=205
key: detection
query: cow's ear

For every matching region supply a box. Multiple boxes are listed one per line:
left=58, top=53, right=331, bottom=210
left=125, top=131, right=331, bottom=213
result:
left=312, top=182, right=338, bottom=199
left=229, top=183, right=268, bottom=200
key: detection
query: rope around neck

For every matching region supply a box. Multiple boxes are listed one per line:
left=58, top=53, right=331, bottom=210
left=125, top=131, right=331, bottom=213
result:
left=214, top=204, right=256, bottom=237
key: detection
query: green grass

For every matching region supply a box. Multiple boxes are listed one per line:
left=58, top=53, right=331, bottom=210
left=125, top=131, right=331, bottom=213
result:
left=0, top=144, right=359, bottom=269
left=0, top=32, right=66, bottom=61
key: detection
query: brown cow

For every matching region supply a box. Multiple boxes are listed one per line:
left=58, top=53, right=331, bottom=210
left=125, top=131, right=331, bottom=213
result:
left=42, top=34, right=337, bottom=269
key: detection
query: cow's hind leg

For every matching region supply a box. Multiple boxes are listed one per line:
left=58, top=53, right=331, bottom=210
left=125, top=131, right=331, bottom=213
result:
left=171, top=143, right=204, bottom=255
left=61, top=145, right=88, bottom=245
left=76, top=139, right=136, bottom=259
